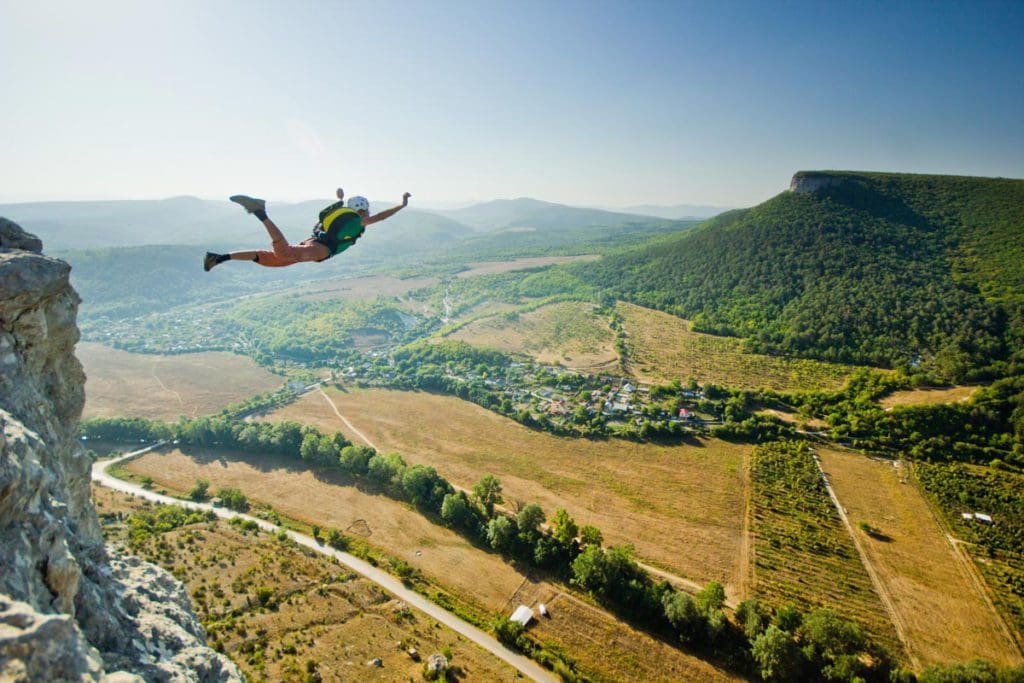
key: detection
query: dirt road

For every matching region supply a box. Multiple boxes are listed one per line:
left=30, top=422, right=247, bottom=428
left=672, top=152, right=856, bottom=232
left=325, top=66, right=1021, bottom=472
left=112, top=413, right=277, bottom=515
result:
left=810, top=451, right=917, bottom=668
left=92, top=445, right=557, bottom=683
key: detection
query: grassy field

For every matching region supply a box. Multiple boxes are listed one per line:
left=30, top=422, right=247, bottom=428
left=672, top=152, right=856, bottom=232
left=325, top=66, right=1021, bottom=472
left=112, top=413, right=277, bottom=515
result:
left=879, top=385, right=979, bottom=410
left=616, top=302, right=860, bottom=392
left=262, top=386, right=749, bottom=597
left=749, top=441, right=904, bottom=659
left=508, top=579, right=745, bottom=683
left=107, top=451, right=748, bottom=682
left=120, top=448, right=525, bottom=612
left=298, top=274, right=438, bottom=302
left=78, top=342, right=282, bottom=421
left=755, top=408, right=827, bottom=430
left=92, top=486, right=520, bottom=682
left=817, top=448, right=1022, bottom=668
left=455, top=255, right=600, bottom=279
left=446, top=301, right=620, bottom=370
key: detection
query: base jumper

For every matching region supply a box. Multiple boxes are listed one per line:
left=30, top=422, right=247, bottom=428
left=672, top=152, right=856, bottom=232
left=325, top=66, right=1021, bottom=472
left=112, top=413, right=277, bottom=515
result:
left=204, top=188, right=411, bottom=271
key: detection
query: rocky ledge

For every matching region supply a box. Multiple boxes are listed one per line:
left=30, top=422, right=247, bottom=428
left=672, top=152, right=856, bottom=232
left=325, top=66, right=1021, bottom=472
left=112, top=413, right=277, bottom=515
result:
left=0, top=217, right=242, bottom=682
left=789, top=171, right=851, bottom=194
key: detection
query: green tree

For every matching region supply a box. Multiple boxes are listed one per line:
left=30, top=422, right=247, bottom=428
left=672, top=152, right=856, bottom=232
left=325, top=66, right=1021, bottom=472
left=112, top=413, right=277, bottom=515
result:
left=579, top=524, right=603, bottom=547
left=187, top=478, right=210, bottom=502
left=473, top=474, right=504, bottom=516
left=801, top=608, right=864, bottom=658
left=695, top=581, right=726, bottom=613
left=491, top=615, right=525, bottom=648
left=571, top=545, right=607, bottom=594
left=774, top=603, right=802, bottom=632
left=751, top=626, right=801, bottom=681
left=486, top=516, right=515, bottom=552
left=326, top=528, right=348, bottom=550
left=551, top=508, right=578, bottom=547
left=533, top=533, right=565, bottom=569
left=440, top=492, right=472, bottom=529
left=338, top=444, right=375, bottom=475
left=401, top=464, right=450, bottom=511
left=735, top=598, right=770, bottom=640
left=216, top=487, right=248, bottom=512
left=367, top=452, right=407, bottom=488
left=661, top=590, right=704, bottom=643
left=516, top=503, right=545, bottom=537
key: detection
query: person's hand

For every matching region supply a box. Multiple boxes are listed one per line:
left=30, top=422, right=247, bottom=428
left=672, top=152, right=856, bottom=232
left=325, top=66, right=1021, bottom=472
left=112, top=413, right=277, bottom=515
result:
left=402, top=192, right=411, bottom=207
left=336, top=188, right=345, bottom=200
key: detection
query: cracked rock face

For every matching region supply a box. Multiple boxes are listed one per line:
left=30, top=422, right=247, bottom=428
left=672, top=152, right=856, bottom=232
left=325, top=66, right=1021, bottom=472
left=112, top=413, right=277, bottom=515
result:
left=789, top=172, right=849, bottom=194
left=0, top=218, right=242, bottom=682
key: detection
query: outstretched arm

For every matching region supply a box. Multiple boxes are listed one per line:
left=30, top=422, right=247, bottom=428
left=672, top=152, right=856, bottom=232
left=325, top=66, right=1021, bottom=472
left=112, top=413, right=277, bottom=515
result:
left=364, top=192, right=411, bottom=226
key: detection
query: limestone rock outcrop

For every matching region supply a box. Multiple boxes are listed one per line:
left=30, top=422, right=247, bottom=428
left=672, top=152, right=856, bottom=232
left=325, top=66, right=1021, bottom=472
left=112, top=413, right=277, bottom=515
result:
left=789, top=171, right=850, bottom=194
left=0, top=218, right=242, bottom=681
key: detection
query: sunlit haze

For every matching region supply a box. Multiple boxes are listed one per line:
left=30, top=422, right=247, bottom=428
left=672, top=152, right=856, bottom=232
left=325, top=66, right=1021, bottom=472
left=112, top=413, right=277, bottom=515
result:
left=2, top=0, right=1022, bottom=207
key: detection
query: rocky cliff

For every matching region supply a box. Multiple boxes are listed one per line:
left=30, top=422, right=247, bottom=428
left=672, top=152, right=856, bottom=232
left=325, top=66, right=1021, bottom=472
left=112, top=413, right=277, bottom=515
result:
left=0, top=218, right=242, bottom=682
left=789, top=171, right=851, bottom=193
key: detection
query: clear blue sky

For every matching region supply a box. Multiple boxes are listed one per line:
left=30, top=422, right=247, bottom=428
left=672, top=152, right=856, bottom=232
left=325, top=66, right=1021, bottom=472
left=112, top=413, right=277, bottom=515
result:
left=2, top=0, right=1022, bottom=207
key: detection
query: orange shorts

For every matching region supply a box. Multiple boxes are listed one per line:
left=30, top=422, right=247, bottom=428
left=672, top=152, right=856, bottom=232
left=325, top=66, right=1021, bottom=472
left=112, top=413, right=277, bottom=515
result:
left=255, top=238, right=330, bottom=267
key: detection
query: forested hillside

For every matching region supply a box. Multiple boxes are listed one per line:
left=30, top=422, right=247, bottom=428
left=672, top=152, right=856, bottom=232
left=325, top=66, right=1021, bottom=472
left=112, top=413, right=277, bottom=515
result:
left=579, top=172, right=1024, bottom=380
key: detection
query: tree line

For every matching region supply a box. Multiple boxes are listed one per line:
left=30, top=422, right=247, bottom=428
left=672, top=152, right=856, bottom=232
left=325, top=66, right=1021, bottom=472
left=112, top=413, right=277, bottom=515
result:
left=87, top=412, right=917, bottom=681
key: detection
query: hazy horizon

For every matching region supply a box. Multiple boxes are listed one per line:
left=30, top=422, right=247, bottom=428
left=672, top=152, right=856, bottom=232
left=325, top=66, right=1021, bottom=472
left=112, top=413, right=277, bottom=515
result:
left=0, top=193, right=736, bottom=216
left=3, top=0, right=1022, bottom=207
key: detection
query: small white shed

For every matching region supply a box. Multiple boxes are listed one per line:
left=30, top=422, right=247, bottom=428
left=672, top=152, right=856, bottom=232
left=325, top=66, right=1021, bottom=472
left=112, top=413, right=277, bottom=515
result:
left=510, top=605, right=534, bottom=627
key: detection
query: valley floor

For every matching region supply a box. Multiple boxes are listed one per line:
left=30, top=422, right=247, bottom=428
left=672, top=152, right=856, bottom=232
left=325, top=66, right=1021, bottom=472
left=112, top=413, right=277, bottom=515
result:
left=118, top=448, right=747, bottom=682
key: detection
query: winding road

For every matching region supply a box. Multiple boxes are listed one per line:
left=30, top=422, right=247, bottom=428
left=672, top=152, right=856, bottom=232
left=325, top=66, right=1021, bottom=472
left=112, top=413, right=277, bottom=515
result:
left=92, top=444, right=557, bottom=683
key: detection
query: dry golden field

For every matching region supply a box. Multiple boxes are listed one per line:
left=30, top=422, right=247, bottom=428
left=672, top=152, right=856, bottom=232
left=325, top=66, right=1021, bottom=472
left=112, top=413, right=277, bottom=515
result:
left=108, top=454, right=749, bottom=683
left=506, top=578, right=745, bottom=683
left=446, top=301, right=620, bottom=370
left=121, top=448, right=525, bottom=612
left=78, top=342, right=281, bottom=421
left=297, top=274, right=438, bottom=302
left=93, top=486, right=520, bottom=682
left=263, top=387, right=749, bottom=596
left=616, top=302, right=859, bottom=392
left=879, top=385, right=979, bottom=410
left=536, top=595, right=744, bottom=682
left=755, top=408, right=828, bottom=430
left=455, top=255, right=600, bottom=279
left=818, top=448, right=1023, bottom=668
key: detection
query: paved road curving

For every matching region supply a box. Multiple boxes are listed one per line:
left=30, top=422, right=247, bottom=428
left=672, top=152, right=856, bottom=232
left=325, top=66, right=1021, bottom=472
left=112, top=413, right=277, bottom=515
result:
left=92, top=444, right=557, bottom=683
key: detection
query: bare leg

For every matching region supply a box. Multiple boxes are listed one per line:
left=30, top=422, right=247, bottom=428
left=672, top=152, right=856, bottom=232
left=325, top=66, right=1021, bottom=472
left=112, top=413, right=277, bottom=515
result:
left=227, top=250, right=260, bottom=261
left=261, top=217, right=289, bottom=247
left=207, top=198, right=327, bottom=271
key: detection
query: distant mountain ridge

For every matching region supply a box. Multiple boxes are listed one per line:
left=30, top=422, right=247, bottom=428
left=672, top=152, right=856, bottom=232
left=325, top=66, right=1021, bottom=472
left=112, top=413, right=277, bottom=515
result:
left=439, top=197, right=661, bottom=232
left=0, top=196, right=476, bottom=252
left=0, top=195, right=666, bottom=250
left=579, top=171, right=1024, bottom=380
left=610, top=202, right=733, bottom=219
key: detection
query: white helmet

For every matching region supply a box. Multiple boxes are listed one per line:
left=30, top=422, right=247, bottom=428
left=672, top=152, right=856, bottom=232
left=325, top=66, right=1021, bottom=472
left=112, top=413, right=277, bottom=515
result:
left=347, top=196, right=369, bottom=213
